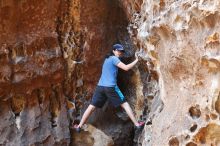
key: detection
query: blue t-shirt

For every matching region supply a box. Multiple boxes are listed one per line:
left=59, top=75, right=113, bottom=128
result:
left=98, top=56, right=121, bottom=87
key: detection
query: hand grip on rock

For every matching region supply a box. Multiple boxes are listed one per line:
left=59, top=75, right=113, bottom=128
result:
left=135, top=49, right=143, bottom=59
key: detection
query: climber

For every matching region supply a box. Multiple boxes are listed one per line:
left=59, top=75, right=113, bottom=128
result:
left=72, top=44, right=145, bottom=132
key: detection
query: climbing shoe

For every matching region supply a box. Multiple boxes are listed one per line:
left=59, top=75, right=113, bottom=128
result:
left=135, top=121, right=145, bottom=130
left=72, top=124, right=81, bottom=133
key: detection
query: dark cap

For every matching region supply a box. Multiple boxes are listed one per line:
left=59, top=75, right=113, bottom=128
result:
left=113, top=44, right=125, bottom=52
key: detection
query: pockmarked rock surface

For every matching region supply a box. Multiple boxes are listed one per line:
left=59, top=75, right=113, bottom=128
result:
left=125, top=0, right=220, bottom=145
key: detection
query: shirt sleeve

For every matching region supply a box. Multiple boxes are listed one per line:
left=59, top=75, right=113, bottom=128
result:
left=112, top=56, right=121, bottom=66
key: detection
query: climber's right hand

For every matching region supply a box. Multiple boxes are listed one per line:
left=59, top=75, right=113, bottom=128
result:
left=135, top=52, right=139, bottom=60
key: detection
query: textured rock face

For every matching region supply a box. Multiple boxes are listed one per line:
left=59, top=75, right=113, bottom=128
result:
left=1, top=0, right=219, bottom=146
left=0, top=0, right=64, bottom=98
left=71, top=124, right=114, bottom=146
left=118, top=0, right=143, bottom=21
left=127, top=0, right=220, bottom=145
left=0, top=1, right=70, bottom=146
left=0, top=0, right=137, bottom=146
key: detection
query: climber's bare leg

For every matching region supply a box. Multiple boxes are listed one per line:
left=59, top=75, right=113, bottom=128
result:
left=77, top=104, right=96, bottom=128
left=121, top=102, right=139, bottom=126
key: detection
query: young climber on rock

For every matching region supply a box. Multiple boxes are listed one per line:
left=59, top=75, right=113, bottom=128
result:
left=73, top=44, right=144, bottom=132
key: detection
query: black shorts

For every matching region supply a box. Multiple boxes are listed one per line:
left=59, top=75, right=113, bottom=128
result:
left=91, top=85, right=126, bottom=108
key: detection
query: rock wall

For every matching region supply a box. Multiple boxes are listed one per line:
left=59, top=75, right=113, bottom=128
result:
left=1, top=0, right=219, bottom=146
left=126, top=0, right=220, bottom=145
left=0, top=1, right=70, bottom=145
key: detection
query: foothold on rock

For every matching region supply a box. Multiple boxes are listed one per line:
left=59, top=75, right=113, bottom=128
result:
left=210, top=113, right=218, bottom=120
left=189, top=105, right=201, bottom=119
left=190, top=124, right=198, bottom=133
left=186, top=142, right=197, bottom=146
left=169, top=136, right=179, bottom=146
left=215, top=92, right=220, bottom=114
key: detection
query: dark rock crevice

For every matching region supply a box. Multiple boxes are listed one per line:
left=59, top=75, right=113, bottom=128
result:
left=65, top=0, right=151, bottom=145
left=71, top=0, right=140, bottom=145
